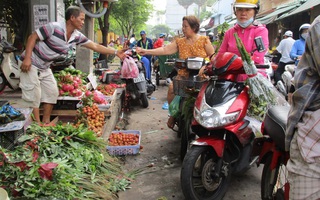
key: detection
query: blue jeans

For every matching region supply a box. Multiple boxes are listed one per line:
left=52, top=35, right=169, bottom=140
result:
left=140, top=57, right=151, bottom=80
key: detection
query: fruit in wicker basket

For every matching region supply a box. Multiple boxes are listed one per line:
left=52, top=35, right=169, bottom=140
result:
left=108, top=132, right=139, bottom=146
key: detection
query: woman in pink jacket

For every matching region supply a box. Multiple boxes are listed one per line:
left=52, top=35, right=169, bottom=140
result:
left=218, top=0, right=269, bottom=81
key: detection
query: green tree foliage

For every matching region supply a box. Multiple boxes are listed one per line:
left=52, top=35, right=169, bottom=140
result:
left=64, top=0, right=77, bottom=7
left=151, top=24, right=171, bottom=38
left=177, top=0, right=194, bottom=15
left=0, top=0, right=29, bottom=47
left=110, top=0, right=152, bottom=39
left=199, top=10, right=213, bottom=21
left=213, top=22, right=230, bottom=52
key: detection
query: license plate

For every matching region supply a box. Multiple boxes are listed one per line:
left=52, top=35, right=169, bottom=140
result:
left=134, top=73, right=145, bottom=83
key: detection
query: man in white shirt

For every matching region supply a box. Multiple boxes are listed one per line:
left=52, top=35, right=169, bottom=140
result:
left=273, top=30, right=295, bottom=85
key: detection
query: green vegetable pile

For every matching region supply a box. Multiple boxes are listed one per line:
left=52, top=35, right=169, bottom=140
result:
left=234, top=33, right=278, bottom=120
left=0, top=123, right=133, bottom=199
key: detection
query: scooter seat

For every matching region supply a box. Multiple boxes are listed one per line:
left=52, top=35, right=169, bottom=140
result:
left=263, top=105, right=290, bottom=151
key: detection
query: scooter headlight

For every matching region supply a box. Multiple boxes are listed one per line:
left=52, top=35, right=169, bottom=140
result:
left=194, top=97, right=239, bottom=128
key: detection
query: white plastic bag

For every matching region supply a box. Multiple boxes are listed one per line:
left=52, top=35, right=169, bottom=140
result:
left=121, top=57, right=139, bottom=78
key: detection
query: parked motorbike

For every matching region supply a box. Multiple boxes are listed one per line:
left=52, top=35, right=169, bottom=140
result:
left=122, top=49, right=152, bottom=109
left=277, top=64, right=295, bottom=100
left=171, top=57, right=206, bottom=160
left=0, top=39, right=21, bottom=92
left=258, top=105, right=290, bottom=200
left=180, top=51, right=272, bottom=200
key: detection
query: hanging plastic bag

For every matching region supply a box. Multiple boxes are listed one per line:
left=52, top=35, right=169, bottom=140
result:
left=121, top=56, right=139, bottom=78
left=169, top=95, right=181, bottom=118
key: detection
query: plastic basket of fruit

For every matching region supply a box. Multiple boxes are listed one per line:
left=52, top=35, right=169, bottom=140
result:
left=107, top=130, right=141, bottom=155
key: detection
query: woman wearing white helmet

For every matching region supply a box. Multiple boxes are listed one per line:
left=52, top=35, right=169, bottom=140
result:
left=217, top=0, right=269, bottom=81
left=290, top=23, right=311, bottom=66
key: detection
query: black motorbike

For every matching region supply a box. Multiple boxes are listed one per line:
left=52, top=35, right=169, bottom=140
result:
left=171, top=57, right=206, bottom=160
left=122, top=49, right=155, bottom=109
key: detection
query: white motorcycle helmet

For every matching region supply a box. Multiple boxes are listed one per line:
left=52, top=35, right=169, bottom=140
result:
left=299, top=23, right=311, bottom=32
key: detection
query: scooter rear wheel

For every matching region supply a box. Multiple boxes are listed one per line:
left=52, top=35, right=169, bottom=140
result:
left=0, top=73, right=7, bottom=92
left=261, top=154, right=286, bottom=200
left=181, top=146, right=231, bottom=200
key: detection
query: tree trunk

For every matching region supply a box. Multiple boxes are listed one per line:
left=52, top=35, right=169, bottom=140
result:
left=99, top=3, right=113, bottom=62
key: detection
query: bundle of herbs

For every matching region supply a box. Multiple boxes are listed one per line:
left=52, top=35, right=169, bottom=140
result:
left=234, top=33, right=284, bottom=121
left=0, top=123, right=133, bottom=199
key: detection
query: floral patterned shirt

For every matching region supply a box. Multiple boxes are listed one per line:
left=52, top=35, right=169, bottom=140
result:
left=176, top=36, right=208, bottom=59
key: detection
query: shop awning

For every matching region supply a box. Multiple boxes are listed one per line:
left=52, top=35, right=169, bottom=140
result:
left=257, top=4, right=299, bottom=24
left=276, top=0, right=320, bottom=20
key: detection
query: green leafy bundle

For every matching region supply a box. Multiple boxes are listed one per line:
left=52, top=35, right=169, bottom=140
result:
left=234, top=33, right=279, bottom=120
left=0, top=123, right=133, bottom=200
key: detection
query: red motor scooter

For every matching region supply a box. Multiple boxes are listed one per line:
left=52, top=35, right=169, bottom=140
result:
left=180, top=52, right=270, bottom=200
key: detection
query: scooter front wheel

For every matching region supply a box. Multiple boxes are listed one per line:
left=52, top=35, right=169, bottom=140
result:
left=0, top=73, right=7, bottom=92
left=180, top=146, right=231, bottom=200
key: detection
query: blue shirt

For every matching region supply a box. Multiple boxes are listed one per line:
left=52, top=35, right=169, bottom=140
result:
left=137, top=38, right=153, bottom=63
left=290, top=38, right=306, bottom=66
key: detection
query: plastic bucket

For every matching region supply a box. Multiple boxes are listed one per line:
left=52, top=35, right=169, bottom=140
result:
left=0, top=188, right=9, bottom=200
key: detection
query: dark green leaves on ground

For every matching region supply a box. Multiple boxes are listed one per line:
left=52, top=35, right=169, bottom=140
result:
left=0, top=123, right=131, bottom=199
